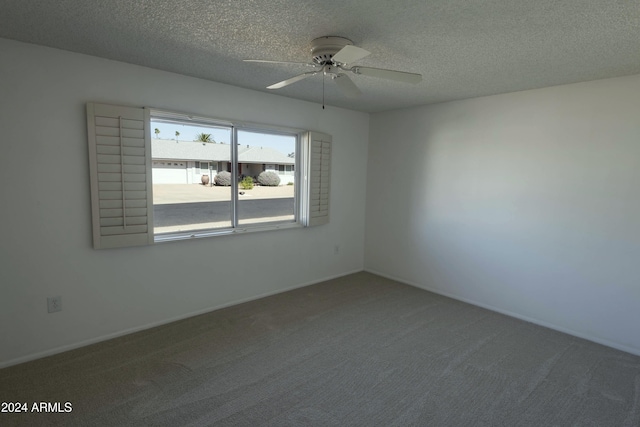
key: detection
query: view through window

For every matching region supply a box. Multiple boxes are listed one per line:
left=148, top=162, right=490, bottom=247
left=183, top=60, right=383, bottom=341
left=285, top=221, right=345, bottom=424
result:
left=237, top=130, right=296, bottom=226
left=150, top=115, right=297, bottom=235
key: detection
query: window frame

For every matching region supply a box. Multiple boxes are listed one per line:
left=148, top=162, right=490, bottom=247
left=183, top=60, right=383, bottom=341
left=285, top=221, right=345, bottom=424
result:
left=150, top=109, right=304, bottom=243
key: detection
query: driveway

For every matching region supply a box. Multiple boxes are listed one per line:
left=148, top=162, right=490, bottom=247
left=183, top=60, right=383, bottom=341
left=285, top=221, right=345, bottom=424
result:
left=153, top=184, right=294, bottom=204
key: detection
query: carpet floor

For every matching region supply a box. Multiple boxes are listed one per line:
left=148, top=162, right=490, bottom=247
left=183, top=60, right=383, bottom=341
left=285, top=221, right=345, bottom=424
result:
left=1, top=272, right=639, bottom=426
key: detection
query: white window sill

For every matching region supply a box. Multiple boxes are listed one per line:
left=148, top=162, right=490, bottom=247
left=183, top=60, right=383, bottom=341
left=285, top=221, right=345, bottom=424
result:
left=153, top=221, right=303, bottom=243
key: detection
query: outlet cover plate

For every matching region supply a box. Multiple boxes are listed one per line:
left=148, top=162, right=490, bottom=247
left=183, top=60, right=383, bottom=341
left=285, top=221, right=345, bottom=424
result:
left=47, top=296, right=62, bottom=313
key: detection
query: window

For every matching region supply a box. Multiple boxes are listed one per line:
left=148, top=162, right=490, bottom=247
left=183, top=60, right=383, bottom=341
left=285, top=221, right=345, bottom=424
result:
left=277, top=164, right=295, bottom=175
left=236, top=129, right=296, bottom=226
left=86, top=103, right=331, bottom=248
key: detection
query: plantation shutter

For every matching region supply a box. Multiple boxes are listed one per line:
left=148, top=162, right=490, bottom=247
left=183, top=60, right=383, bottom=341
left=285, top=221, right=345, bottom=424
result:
left=87, top=103, right=154, bottom=249
left=307, top=131, right=331, bottom=226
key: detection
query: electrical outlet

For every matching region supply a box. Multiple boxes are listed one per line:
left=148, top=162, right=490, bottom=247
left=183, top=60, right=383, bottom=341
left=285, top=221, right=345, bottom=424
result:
left=334, top=245, right=340, bottom=255
left=47, top=296, right=62, bottom=313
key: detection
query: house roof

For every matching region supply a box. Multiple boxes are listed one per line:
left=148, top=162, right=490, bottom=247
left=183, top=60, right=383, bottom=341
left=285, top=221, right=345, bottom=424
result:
left=152, top=139, right=294, bottom=165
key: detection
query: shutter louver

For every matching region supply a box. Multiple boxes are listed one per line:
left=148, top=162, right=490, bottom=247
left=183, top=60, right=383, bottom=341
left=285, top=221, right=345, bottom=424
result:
left=307, top=131, right=331, bottom=226
left=87, top=103, right=154, bottom=249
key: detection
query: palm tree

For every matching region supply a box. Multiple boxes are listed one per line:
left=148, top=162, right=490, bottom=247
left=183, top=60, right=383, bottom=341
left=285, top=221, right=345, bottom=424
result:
left=175, top=131, right=180, bottom=141
left=154, top=128, right=160, bottom=139
left=195, top=133, right=213, bottom=142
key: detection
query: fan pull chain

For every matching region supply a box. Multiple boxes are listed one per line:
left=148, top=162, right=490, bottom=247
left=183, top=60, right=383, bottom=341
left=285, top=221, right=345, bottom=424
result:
left=322, top=72, right=325, bottom=109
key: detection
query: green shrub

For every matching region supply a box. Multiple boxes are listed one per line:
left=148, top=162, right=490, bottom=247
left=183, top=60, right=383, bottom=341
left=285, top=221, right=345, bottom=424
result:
left=287, top=182, right=294, bottom=186
left=214, top=171, right=231, bottom=186
left=257, top=171, right=281, bottom=186
left=240, top=176, right=254, bottom=190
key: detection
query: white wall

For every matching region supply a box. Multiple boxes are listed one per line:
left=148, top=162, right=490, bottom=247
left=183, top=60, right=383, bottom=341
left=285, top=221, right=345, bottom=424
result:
left=365, top=74, right=640, bottom=355
left=0, top=38, right=369, bottom=367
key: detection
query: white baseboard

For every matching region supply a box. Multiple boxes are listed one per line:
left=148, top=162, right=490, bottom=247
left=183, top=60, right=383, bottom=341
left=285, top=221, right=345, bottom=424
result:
left=10, top=267, right=635, bottom=368
left=0, top=269, right=363, bottom=369
left=364, top=268, right=640, bottom=358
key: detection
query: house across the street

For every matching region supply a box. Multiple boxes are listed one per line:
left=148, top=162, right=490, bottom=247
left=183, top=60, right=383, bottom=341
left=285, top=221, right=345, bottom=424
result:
left=151, top=139, right=295, bottom=184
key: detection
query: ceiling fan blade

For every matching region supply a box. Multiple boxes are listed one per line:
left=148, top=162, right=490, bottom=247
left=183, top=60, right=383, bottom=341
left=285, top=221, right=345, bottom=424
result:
left=334, top=73, right=362, bottom=98
left=354, top=66, right=422, bottom=84
left=267, top=71, right=317, bottom=89
left=244, top=59, right=316, bottom=67
left=332, top=45, right=371, bottom=64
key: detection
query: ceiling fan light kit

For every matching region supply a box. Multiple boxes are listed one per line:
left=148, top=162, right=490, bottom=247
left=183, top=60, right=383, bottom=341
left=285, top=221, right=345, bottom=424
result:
left=244, top=36, right=422, bottom=103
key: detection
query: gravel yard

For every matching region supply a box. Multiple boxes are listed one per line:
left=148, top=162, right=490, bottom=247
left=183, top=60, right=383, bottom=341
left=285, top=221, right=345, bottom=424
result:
left=153, top=184, right=295, bottom=204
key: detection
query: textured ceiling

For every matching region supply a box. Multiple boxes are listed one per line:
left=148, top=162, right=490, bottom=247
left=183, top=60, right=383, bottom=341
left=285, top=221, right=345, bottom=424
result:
left=1, top=0, right=639, bottom=113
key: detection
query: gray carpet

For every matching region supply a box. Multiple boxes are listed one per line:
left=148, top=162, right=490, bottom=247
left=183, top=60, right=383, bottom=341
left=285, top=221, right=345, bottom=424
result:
left=1, top=272, right=640, bottom=426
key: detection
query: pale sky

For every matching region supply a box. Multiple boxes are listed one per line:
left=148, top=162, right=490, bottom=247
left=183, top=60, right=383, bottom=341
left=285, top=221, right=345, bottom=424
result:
left=151, top=121, right=296, bottom=156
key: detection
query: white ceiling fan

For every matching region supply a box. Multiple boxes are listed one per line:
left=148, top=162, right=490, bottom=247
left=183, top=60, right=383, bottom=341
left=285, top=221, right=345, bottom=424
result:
left=244, top=36, right=422, bottom=99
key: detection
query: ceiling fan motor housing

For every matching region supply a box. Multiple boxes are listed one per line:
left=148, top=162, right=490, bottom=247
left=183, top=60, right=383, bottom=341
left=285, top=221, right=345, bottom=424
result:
left=310, top=36, right=353, bottom=65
